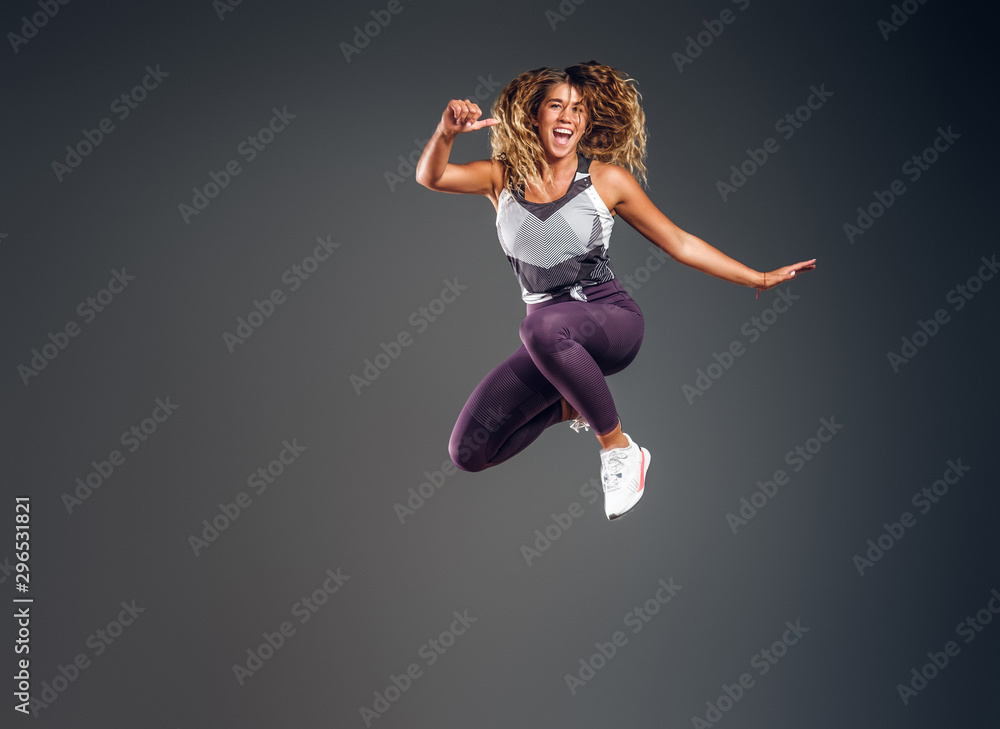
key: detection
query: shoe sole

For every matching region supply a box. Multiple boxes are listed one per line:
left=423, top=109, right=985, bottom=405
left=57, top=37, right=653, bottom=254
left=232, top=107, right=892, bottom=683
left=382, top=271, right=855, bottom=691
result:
left=608, top=446, right=651, bottom=521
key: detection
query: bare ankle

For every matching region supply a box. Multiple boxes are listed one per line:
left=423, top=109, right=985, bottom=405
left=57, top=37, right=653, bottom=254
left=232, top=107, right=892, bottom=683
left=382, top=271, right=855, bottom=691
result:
left=596, top=421, right=628, bottom=451
left=599, top=438, right=629, bottom=452
left=560, top=396, right=580, bottom=423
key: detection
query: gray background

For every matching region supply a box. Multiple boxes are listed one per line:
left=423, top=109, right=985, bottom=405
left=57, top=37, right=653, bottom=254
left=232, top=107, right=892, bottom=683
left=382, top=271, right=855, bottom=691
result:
left=3, top=0, right=999, bottom=727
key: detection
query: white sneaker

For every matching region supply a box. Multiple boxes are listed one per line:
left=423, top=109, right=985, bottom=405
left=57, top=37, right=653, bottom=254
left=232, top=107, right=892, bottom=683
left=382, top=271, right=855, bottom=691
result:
left=600, top=433, right=650, bottom=520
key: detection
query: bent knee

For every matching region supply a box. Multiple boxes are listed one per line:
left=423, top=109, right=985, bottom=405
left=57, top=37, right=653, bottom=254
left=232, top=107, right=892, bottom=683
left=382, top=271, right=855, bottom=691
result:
left=449, top=439, right=489, bottom=473
left=452, top=458, right=487, bottom=473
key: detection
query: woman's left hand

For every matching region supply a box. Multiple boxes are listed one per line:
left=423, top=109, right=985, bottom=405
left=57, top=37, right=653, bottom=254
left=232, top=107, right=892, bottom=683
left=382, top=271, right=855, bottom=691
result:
left=756, top=259, right=817, bottom=296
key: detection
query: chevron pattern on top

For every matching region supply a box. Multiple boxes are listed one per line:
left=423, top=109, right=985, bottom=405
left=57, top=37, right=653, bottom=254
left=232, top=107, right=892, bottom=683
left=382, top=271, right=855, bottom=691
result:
left=495, top=153, right=617, bottom=303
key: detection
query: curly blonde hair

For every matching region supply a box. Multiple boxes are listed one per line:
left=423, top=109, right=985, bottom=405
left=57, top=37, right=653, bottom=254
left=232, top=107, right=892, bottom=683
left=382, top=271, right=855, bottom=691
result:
left=489, top=60, right=649, bottom=196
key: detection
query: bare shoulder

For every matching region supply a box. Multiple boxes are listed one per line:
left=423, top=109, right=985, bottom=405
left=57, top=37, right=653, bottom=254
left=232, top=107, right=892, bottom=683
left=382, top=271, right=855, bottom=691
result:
left=589, top=159, right=640, bottom=215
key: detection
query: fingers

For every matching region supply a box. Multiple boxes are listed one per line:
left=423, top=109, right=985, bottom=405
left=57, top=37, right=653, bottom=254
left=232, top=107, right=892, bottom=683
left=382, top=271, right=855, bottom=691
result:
left=758, top=259, right=815, bottom=294
left=778, top=259, right=816, bottom=283
left=447, top=99, right=486, bottom=131
left=783, top=260, right=817, bottom=277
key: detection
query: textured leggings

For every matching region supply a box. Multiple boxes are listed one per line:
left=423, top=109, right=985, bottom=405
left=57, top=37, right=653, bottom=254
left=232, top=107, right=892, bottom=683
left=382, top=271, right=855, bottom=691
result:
left=449, top=279, right=644, bottom=472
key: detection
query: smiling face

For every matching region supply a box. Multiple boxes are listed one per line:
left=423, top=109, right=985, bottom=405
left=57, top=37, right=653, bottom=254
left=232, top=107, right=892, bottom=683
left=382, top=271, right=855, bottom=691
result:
left=532, top=82, right=588, bottom=160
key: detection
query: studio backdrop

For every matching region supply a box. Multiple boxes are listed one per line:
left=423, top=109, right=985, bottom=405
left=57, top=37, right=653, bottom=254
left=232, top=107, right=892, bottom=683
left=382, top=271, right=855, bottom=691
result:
left=2, top=1, right=998, bottom=727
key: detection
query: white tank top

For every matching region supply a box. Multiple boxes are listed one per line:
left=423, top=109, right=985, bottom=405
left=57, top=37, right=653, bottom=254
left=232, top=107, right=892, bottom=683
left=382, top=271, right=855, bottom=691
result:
left=495, top=153, right=616, bottom=304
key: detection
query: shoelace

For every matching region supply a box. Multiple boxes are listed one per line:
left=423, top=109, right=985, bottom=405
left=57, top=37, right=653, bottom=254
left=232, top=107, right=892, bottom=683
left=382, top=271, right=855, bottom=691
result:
left=569, top=416, right=590, bottom=433
left=602, top=450, right=627, bottom=493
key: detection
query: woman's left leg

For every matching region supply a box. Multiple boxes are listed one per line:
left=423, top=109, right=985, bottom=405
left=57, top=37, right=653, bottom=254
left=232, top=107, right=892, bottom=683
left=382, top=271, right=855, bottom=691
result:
left=518, top=294, right=645, bottom=438
left=520, top=291, right=650, bottom=519
left=449, top=343, right=567, bottom=472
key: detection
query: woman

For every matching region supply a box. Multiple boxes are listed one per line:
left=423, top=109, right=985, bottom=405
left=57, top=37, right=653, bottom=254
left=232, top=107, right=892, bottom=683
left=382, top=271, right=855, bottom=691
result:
left=415, top=61, right=815, bottom=521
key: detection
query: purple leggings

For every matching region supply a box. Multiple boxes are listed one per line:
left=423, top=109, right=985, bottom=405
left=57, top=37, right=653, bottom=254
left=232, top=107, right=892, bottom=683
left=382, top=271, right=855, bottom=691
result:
left=449, top=279, right=644, bottom=472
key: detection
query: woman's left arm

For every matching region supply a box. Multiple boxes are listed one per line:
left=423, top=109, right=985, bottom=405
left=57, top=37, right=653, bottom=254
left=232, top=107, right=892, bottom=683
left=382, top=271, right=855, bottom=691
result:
left=604, top=164, right=816, bottom=292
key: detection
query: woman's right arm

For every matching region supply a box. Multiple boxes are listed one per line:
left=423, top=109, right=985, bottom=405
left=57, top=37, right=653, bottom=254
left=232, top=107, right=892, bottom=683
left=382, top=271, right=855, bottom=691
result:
left=415, top=99, right=498, bottom=195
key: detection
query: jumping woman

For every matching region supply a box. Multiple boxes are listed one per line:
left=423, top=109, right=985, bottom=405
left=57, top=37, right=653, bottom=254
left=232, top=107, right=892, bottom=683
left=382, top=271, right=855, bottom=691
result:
left=415, top=61, right=815, bottom=520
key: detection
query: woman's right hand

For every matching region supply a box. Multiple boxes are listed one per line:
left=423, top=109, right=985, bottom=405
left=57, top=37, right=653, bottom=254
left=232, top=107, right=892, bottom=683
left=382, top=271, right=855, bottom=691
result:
left=439, top=99, right=498, bottom=136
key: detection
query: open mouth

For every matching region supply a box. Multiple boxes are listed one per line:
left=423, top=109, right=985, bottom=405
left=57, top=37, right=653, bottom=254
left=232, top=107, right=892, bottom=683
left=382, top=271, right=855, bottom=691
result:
left=553, top=129, right=573, bottom=145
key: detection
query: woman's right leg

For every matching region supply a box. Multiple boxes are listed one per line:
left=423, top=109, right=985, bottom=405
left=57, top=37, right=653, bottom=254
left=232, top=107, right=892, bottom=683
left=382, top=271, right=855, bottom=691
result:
left=449, top=343, right=564, bottom=472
